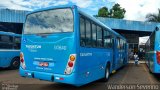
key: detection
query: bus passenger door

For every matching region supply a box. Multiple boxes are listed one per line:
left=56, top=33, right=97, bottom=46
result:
left=112, top=38, right=116, bottom=70
left=114, top=37, right=121, bottom=69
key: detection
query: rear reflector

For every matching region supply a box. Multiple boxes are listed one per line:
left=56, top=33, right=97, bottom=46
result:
left=55, top=77, right=64, bottom=80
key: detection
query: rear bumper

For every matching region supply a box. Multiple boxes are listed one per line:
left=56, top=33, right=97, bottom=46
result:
left=19, top=67, right=82, bottom=86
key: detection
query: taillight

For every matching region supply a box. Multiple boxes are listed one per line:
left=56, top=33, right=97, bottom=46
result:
left=64, top=54, right=76, bottom=74
left=156, top=51, right=160, bottom=64
left=20, top=58, right=24, bottom=63
left=68, top=61, right=73, bottom=67
left=20, top=52, right=26, bottom=69
left=70, top=55, right=75, bottom=61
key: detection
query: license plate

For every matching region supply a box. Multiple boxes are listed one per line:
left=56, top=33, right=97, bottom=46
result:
left=39, top=62, right=49, bottom=67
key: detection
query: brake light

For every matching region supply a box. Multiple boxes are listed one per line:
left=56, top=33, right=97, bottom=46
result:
left=156, top=51, right=160, bottom=64
left=68, top=61, right=73, bottom=67
left=20, top=52, right=26, bottom=69
left=20, top=58, right=24, bottom=63
left=64, top=54, right=76, bottom=74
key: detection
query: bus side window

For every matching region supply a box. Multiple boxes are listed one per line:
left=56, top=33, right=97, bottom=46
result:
left=80, top=17, right=85, bottom=46
left=97, top=26, right=102, bottom=47
left=14, top=37, right=21, bottom=49
left=117, top=38, right=120, bottom=49
left=120, top=39, right=123, bottom=50
left=0, top=35, right=13, bottom=49
left=85, top=20, right=92, bottom=47
left=104, top=30, right=111, bottom=48
left=92, top=23, right=97, bottom=47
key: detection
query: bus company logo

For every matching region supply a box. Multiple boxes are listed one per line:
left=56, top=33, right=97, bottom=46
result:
left=23, top=38, right=27, bottom=43
left=54, top=45, right=67, bottom=50
left=25, top=45, right=42, bottom=49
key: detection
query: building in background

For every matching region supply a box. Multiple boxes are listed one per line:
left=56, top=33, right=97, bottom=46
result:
left=0, top=9, right=29, bottom=34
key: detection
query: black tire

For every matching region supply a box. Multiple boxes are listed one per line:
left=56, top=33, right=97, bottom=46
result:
left=10, top=57, right=20, bottom=69
left=103, top=64, right=110, bottom=82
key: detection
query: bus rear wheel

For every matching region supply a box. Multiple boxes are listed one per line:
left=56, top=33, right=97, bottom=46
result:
left=103, top=65, right=110, bottom=82
left=10, top=57, right=20, bottom=69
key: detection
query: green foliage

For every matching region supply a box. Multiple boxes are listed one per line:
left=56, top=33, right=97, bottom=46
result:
left=97, top=3, right=126, bottom=19
left=98, top=7, right=109, bottom=17
left=110, top=3, right=126, bottom=19
left=146, top=9, right=160, bottom=22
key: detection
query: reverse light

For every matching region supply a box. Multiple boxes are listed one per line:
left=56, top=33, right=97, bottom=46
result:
left=156, top=51, right=160, bottom=64
left=20, top=52, right=23, bottom=60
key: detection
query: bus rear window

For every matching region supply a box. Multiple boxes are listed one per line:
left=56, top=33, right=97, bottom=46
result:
left=24, top=8, right=73, bottom=34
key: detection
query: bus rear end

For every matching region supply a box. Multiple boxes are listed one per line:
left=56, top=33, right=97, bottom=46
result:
left=20, top=6, right=79, bottom=85
left=154, top=26, right=160, bottom=73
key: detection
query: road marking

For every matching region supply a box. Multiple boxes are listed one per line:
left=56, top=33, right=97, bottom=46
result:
left=142, top=64, right=154, bottom=84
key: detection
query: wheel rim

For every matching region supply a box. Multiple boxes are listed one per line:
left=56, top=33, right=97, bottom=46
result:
left=13, top=60, right=19, bottom=67
left=106, top=68, right=109, bottom=79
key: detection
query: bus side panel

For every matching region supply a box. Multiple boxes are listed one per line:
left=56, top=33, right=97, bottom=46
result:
left=77, top=47, right=112, bottom=85
left=0, top=51, right=19, bottom=67
left=154, top=31, right=160, bottom=73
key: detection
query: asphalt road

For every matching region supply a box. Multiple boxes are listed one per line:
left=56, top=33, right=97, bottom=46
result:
left=0, top=63, right=160, bottom=90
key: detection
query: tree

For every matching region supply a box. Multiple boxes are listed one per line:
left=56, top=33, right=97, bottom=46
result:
left=146, top=9, right=160, bottom=22
left=97, top=3, right=126, bottom=19
left=110, top=3, right=126, bottom=19
left=98, top=7, right=109, bottom=17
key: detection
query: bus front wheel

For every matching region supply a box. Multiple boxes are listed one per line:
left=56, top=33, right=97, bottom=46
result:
left=10, top=57, right=20, bottom=69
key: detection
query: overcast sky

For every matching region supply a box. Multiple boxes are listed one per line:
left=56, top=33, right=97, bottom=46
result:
left=0, top=0, right=160, bottom=21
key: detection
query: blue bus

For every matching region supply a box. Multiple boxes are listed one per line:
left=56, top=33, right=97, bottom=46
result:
left=145, top=25, right=160, bottom=73
left=20, top=5, right=128, bottom=86
left=0, top=31, right=21, bottom=69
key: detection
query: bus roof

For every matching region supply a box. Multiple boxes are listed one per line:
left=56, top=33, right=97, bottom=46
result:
left=0, top=31, right=21, bottom=37
left=26, top=5, right=126, bottom=41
